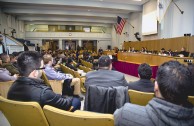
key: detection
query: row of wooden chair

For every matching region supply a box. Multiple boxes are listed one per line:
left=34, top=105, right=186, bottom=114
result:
left=128, top=90, right=194, bottom=106
left=60, top=64, right=86, bottom=92
left=0, top=96, right=114, bottom=126
left=79, top=65, right=92, bottom=73
left=1, top=80, right=194, bottom=106
left=80, top=59, right=93, bottom=69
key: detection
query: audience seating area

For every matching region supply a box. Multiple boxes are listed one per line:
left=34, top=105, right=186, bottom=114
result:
left=43, top=105, right=114, bottom=126
left=0, top=96, right=49, bottom=126
left=80, top=59, right=93, bottom=69
left=0, top=96, right=114, bottom=126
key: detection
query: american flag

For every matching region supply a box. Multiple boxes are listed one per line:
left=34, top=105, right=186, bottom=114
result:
left=116, top=16, right=126, bottom=35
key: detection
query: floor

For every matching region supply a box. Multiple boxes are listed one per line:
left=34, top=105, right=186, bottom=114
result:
left=0, top=74, right=139, bottom=126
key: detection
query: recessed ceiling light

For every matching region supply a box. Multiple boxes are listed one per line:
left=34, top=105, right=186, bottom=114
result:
left=88, top=10, right=91, bottom=11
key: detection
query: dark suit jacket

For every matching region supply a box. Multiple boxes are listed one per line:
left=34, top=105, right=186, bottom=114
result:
left=85, top=69, right=128, bottom=89
left=84, top=85, right=129, bottom=114
left=179, top=51, right=189, bottom=57
left=128, top=79, right=154, bottom=92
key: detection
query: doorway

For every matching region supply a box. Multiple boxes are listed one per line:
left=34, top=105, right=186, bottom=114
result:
left=42, top=39, right=59, bottom=51
left=82, top=40, right=97, bottom=52
left=63, top=40, right=77, bottom=50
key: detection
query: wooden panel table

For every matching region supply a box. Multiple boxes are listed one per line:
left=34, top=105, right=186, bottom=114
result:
left=113, top=52, right=193, bottom=78
left=117, top=52, right=193, bottom=66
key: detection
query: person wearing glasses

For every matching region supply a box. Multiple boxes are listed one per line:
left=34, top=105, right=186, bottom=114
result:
left=8, top=51, right=81, bottom=112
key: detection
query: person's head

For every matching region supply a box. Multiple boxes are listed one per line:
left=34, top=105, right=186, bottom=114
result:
left=17, top=51, right=43, bottom=78
left=9, top=54, right=17, bottom=63
left=181, top=47, right=185, bottom=51
left=138, top=63, right=152, bottom=80
left=98, top=55, right=112, bottom=70
left=161, top=48, right=165, bottom=53
left=43, top=54, right=53, bottom=66
left=155, top=61, right=192, bottom=105
left=0, top=53, right=10, bottom=63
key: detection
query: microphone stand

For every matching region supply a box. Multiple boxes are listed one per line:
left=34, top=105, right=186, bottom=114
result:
left=127, top=22, right=134, bottom=29
left=172, top=0, right=184, bottom=14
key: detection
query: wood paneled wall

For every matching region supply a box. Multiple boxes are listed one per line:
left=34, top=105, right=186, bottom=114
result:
left=124, top=36, right=194, bottom=53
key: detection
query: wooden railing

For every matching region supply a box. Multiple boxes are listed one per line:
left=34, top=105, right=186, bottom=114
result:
left=123, top=36, right=194, bottom=53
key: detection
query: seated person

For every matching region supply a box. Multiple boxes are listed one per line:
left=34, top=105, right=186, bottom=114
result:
left=43, top=54, right=82, bottom=99
left=98, top=47, right=103, bottom=55
left=179, top=47, right=189, bottom=57
left=0, top=53, right=19, bottom=75
left=0, top=68, right=17, bottom=82
left=66, top=58, right=78, bottom=71
left=141, top=47, right=145, bottom=52
left=159, top=48, right=167, bottom=55
left=131, top=47, right=135, bottom=52
left=85, top=55, right=128, bottom=89
left=114, top=61, right=194, bottom=126
left=8, top=51, right=81, bottom=112
left=128, top=63, right=154, bottom=92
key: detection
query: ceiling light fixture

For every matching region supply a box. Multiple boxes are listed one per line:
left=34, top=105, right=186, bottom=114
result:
left=88, top=10, right=91, bottom=11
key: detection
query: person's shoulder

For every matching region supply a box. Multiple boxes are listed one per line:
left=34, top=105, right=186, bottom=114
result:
left=128, top=80, right=140, bottom=85
left=114, top=103, right=146, bottom=118
left=86, top=70, right=97, bottom=76
left=110, top=70, right=124, bottom=76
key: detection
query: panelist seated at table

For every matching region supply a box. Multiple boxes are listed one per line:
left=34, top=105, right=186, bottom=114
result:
left=128, top=63, right=154, bottom=92
left=158, top=48, right=168, bottom=55
left=178, top=47, right=189, bottom=57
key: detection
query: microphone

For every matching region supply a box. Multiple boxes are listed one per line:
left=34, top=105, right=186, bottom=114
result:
left=172, top=0, right=184, bottom=14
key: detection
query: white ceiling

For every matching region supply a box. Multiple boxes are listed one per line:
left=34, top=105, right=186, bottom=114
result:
left=0, top=0, right=149, bottom=25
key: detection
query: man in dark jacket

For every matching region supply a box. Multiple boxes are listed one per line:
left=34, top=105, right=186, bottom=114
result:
left=8, top=51, right=81, bottom=111
left=128, top=63, right=154, bottom=92
left=114, top=61, right=194, bottom=126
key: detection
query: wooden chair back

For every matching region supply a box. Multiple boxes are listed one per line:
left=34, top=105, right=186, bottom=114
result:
left=188, top=96, right=194, bottom=105
left=0, top=81, right=14, bottom=98
left=128, top=89, right=154, bottom=106
left=43, top=105, right=114, bottom=126
left=0, top=96, right=49, bottom=126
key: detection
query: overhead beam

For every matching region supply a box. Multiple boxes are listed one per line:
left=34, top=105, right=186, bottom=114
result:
left=0, top=0, right=142, bottom=11
left=25, top=21, right=112, bottom=27
left=3, top=8, right=130, bottom=19
left=18, top=16, right=115, bottom=24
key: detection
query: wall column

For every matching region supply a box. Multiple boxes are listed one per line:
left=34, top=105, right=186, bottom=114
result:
left=59, top=39, right=62, bottom=50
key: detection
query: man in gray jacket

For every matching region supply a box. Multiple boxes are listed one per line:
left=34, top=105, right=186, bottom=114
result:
left=114, top=61, right=194, bottom=126
left=84, top=55, right=128, bottom=89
